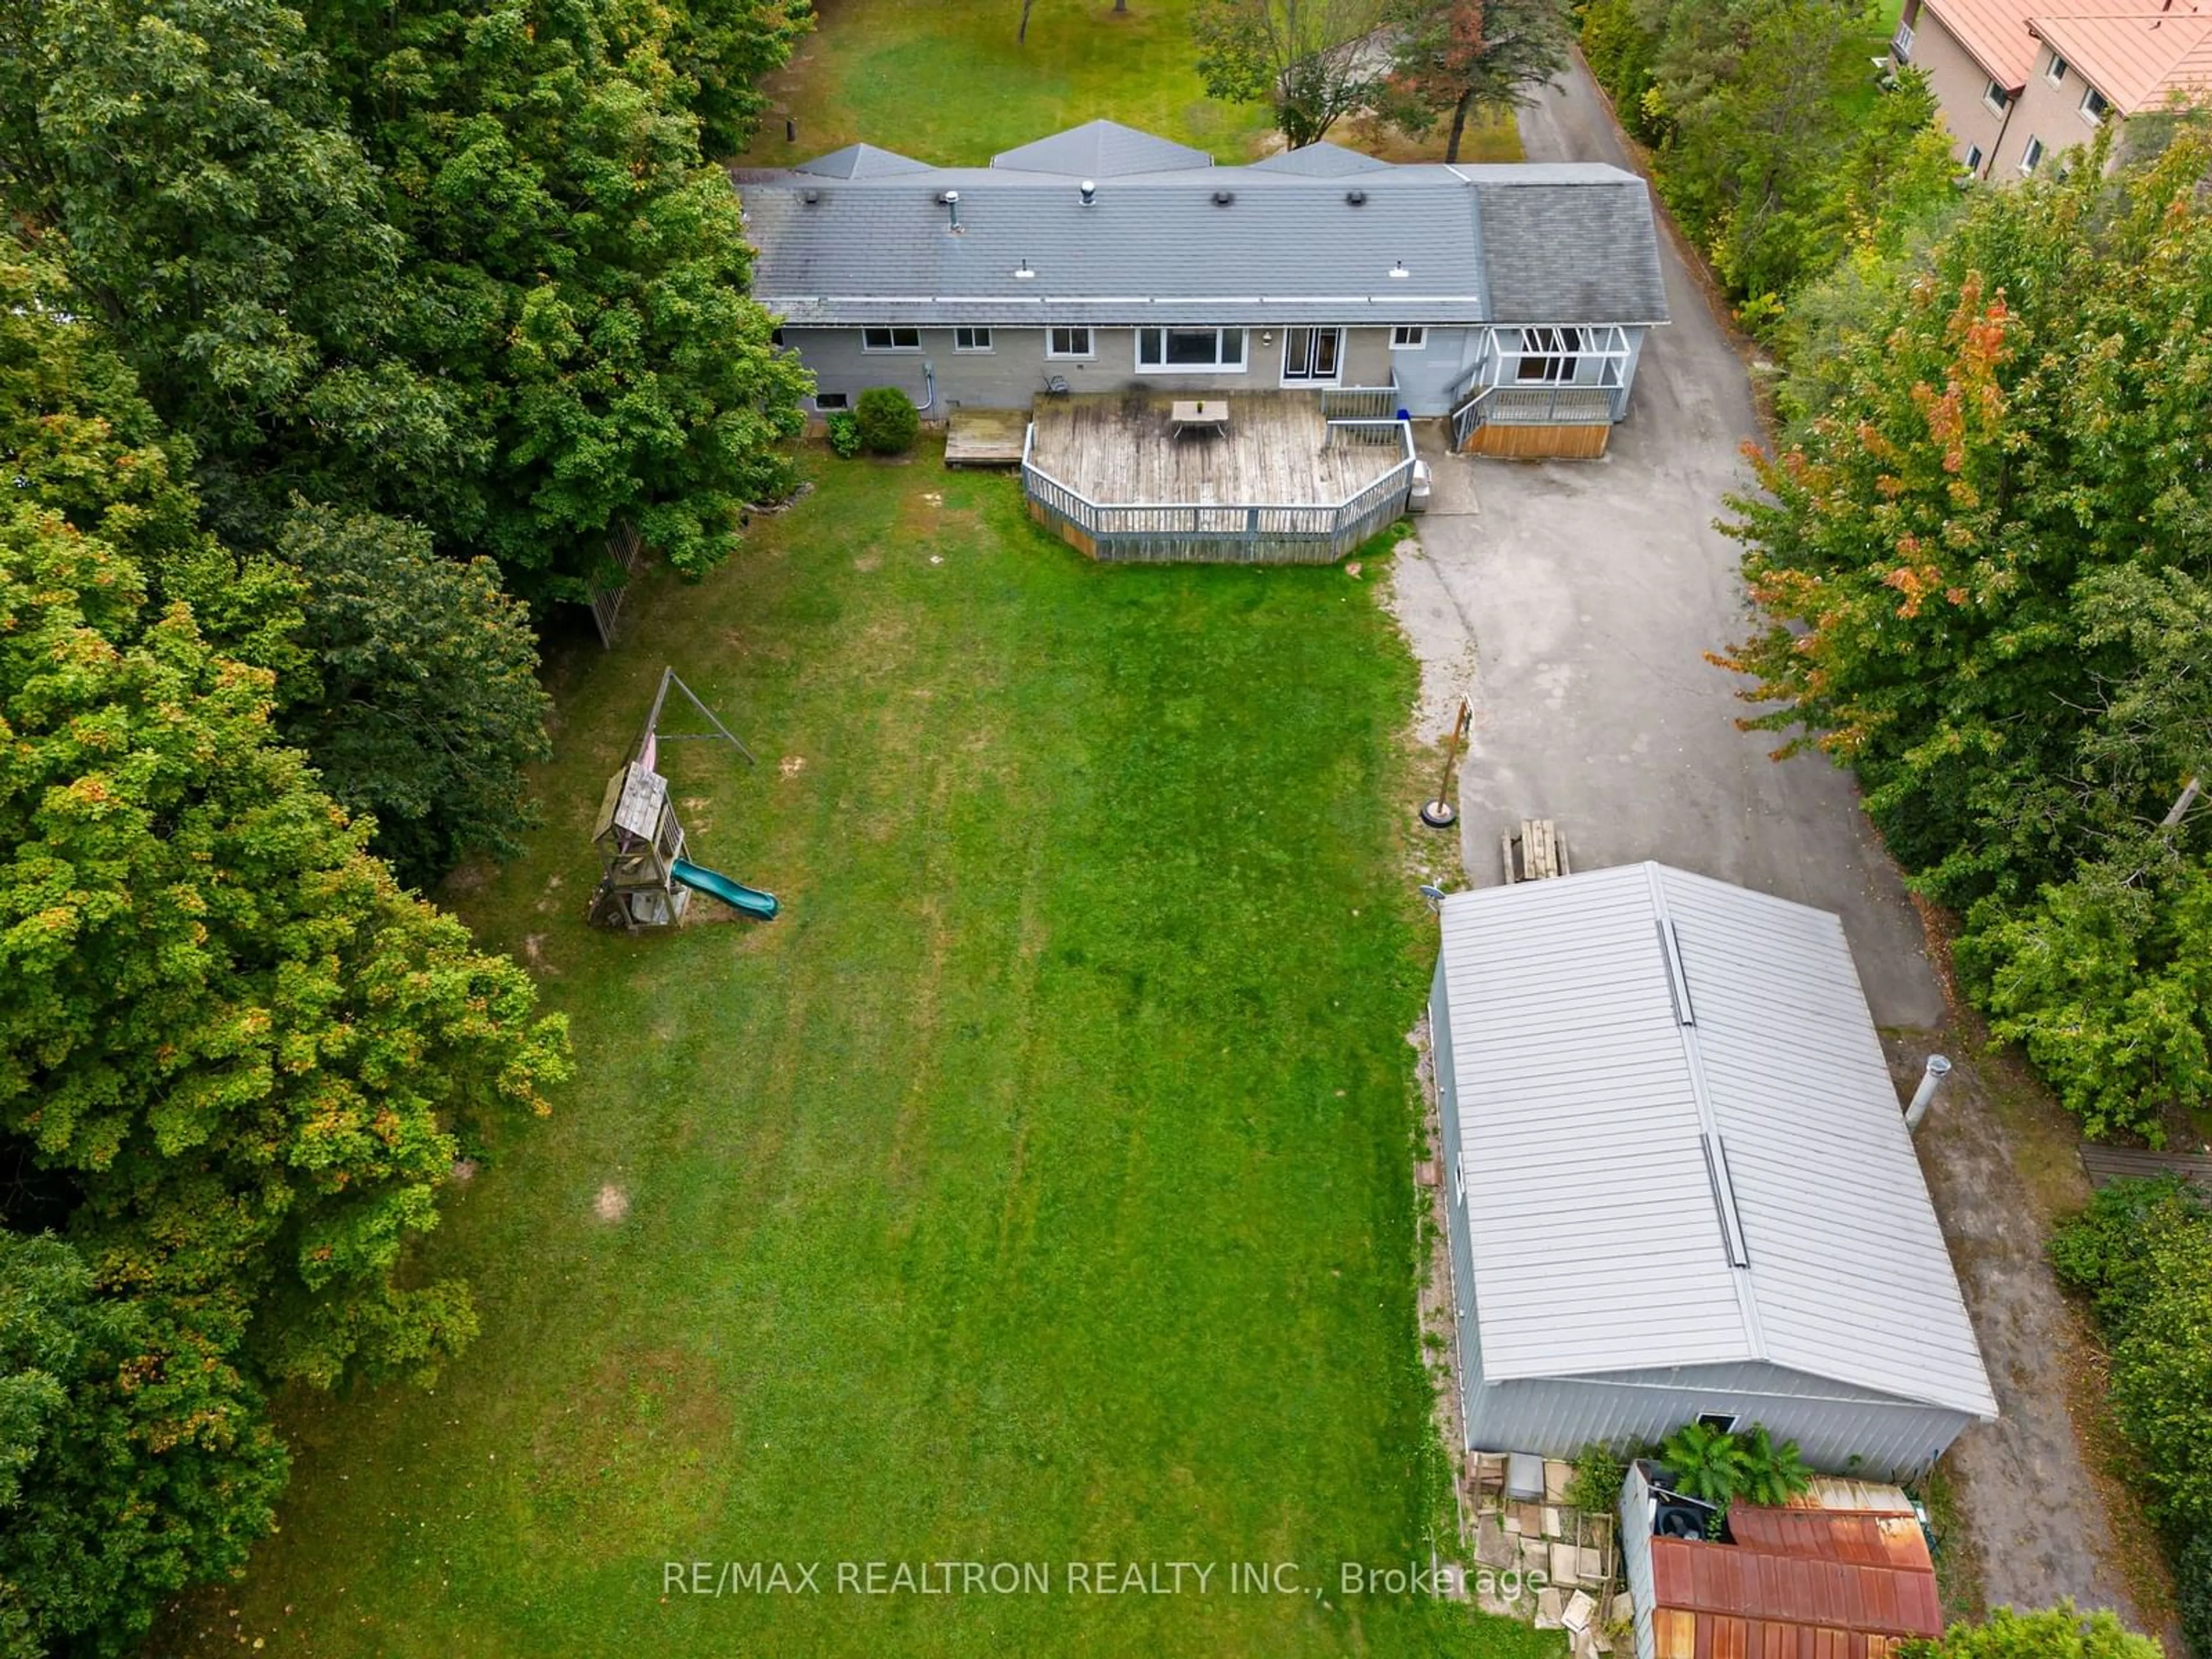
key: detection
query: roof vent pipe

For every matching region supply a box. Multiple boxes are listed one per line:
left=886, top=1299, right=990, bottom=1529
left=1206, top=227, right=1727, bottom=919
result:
left=1212, top=190, right=1235, bottom=206
left=1346, top=188, right=1368, bottom=205
left=1080, top=179, right=1096, bottom=205
left=1904, top=1055, right=1952, bottom=1132
left=940, top=189, right=961, bottom=232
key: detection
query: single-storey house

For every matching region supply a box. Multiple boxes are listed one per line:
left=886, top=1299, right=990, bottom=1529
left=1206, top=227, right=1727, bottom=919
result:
left=1895, top=0, right=2212, bottom=180
left=732, top=119, right=1669, bottom=459
left=1429, top=863, right=1997, bottom=1478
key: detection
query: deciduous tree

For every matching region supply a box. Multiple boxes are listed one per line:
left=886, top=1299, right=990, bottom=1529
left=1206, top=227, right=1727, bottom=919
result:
left=1381, top=0, right=1569, bottom=162
left=275, top=505, right=554, bottom=887
left=1191, top=0, right=1390, bottom=148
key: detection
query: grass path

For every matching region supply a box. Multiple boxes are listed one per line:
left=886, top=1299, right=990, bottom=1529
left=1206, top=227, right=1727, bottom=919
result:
left=177, top=452, right=1544, bottom=1656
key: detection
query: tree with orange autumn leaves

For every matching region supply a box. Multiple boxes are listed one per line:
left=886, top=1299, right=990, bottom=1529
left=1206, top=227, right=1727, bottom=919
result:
left=1718, top=127, right=2212, bottom=1141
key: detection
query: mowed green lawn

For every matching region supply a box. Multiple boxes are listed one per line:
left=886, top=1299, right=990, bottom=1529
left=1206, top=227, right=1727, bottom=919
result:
left=735, top=0, right=1277, bottom=164
left=178, top=453, right=1540, bottom=1656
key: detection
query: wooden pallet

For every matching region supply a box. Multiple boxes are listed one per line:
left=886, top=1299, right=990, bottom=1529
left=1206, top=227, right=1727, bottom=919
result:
left=1501, top=819, right=1570, bottom=884
left=2078, top=1143, right=2212, bottom=1194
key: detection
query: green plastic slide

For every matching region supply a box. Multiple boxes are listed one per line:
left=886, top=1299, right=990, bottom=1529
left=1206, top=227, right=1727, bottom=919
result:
left=670, top=857, right=779, bottom=920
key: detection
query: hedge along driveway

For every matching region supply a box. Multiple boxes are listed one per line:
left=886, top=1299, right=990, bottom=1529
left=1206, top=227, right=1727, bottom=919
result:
left=177, top=452, right=1560, bottom=1657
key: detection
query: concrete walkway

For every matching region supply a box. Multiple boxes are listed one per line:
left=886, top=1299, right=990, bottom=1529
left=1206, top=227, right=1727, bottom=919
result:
left=1389, top=54, right=2163, bottom=1635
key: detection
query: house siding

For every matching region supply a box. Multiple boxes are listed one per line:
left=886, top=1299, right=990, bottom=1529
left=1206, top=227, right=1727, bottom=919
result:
left=1460, top=1370, right=1969, bottom=1482
left=1431, top=961, right=1483, bottom=1402
left=1903, top=0, right=2013, bottom=171
left=1988, top=42, right=2122, bottom=176
left=791, top=324, right=1408, bottom=412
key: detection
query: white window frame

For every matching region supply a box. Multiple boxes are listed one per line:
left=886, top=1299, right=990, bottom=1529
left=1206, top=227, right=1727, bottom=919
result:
left=2046, top=51, right=2067, bottom=85
left=1983, top=78, right=2009, bottom=115
left=2080, top=85, right=2110, bottom=125
left=2021, top=135, right=2046, bottom=173
left=952, top=326, right=993, bottom=353
left=1964, top=142, right=1984, bottom=172
left=1046, top=325, right=1094, bottom=360
left=1390, top=325, right=1427, bottom=351
left=1695, top=1412, right=1741, bottom=1435
left=1514, top=325, right=1584, bottom=384
left=1133, top=326, right=1247, bottom=373
left=861, top=325, right=920, bottom=353
left=1452, top=1160, right=1465, bottom=1209
left=1891, top=19, right=1914, bottom=60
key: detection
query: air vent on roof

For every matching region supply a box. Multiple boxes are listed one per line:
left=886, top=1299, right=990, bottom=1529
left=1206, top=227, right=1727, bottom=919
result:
left=1211, top=190, right=1236, bottom=206
left=1080, top=179, right=1096, bottom=205
left=1346, top=188, right=1368, bottom=205
left=1699, top=1132, right=1751, bottom=1269
left=1656, top=918, right=1694, bottom=1026
left=802, top=188, right=821, bottom=204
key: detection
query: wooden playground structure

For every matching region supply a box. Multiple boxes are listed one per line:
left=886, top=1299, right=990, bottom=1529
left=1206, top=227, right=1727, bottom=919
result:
left=586, top=668, right=779, bottom=931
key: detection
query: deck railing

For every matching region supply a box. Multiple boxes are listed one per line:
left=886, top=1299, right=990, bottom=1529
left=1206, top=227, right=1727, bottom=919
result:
left=1021, top=418, right=1416, bottom=565
left=1317, top=374, right=1400, bottom=421
left=1450, top=384, right=1622, bottom=449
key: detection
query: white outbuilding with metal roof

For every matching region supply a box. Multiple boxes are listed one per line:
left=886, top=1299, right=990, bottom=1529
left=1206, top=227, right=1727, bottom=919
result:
left=1429, top=863, right=1996, bottom=1476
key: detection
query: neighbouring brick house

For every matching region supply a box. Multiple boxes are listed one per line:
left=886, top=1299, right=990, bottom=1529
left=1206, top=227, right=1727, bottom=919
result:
left=1894, top=0, right=2212, bottom=180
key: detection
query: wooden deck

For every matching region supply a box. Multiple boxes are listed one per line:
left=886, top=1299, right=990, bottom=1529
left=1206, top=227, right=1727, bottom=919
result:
left=2079, top=1143, right=2212, bottom=1194
left=1027, top=392, right=1401, bottom=507
left=945, top=407, right=1028, bottom=467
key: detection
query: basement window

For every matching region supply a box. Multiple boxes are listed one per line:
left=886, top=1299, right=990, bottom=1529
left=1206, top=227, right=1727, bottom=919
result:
left=2021, top=135, right=2046, bottom=172
left=1135, top=326, right=1246, bottom=370
left=813, top=392, right=850, bottom=411
left=861, top=325, right=921, bottom=352
left=1964, top=142, right=1984, bottom=171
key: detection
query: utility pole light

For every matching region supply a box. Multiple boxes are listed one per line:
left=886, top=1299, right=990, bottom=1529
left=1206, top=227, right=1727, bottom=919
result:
left=1421, top=699, right=1473, bottom=830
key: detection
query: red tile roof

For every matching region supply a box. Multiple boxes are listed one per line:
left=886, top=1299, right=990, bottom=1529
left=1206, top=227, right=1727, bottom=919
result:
left=1921, top=0, right=2212, bottom=105
left=1920, top=0, right=2047, bottom=85
left=2030, top=4, right=2212, bottom=113
left=1648, top=1499, right=1943, bottom=1659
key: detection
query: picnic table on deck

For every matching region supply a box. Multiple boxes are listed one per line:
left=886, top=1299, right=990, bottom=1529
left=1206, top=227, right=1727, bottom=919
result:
left=1170, top=399, right=1229, bottom=439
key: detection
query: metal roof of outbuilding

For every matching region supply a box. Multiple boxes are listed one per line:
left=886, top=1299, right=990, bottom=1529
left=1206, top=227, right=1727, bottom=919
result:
left=1647, top=1483, right=1944, bottom=1659
left=1435, top=863, right=1997, bottom=1421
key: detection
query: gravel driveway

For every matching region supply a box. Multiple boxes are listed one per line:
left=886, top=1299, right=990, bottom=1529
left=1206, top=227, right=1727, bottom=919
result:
left=1389, top=52, right=2165, bottom=1635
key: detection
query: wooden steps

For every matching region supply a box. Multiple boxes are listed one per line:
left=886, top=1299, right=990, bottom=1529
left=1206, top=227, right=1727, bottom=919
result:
left=945, top=407, right=1029, bottom=467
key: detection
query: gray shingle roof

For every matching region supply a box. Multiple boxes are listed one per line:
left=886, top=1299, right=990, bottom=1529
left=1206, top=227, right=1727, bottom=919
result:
left=1477, top=177, right=1668, bottom=322
left=791, top=142, right=931, bottom=180
left=733, top=126, right=1669, bottom=329
left=991, top=119, right=1213, bottom=176
left=1247, top=141, right=1392, bottom=177
left=1435, top=863, right=1996, bottom=1421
